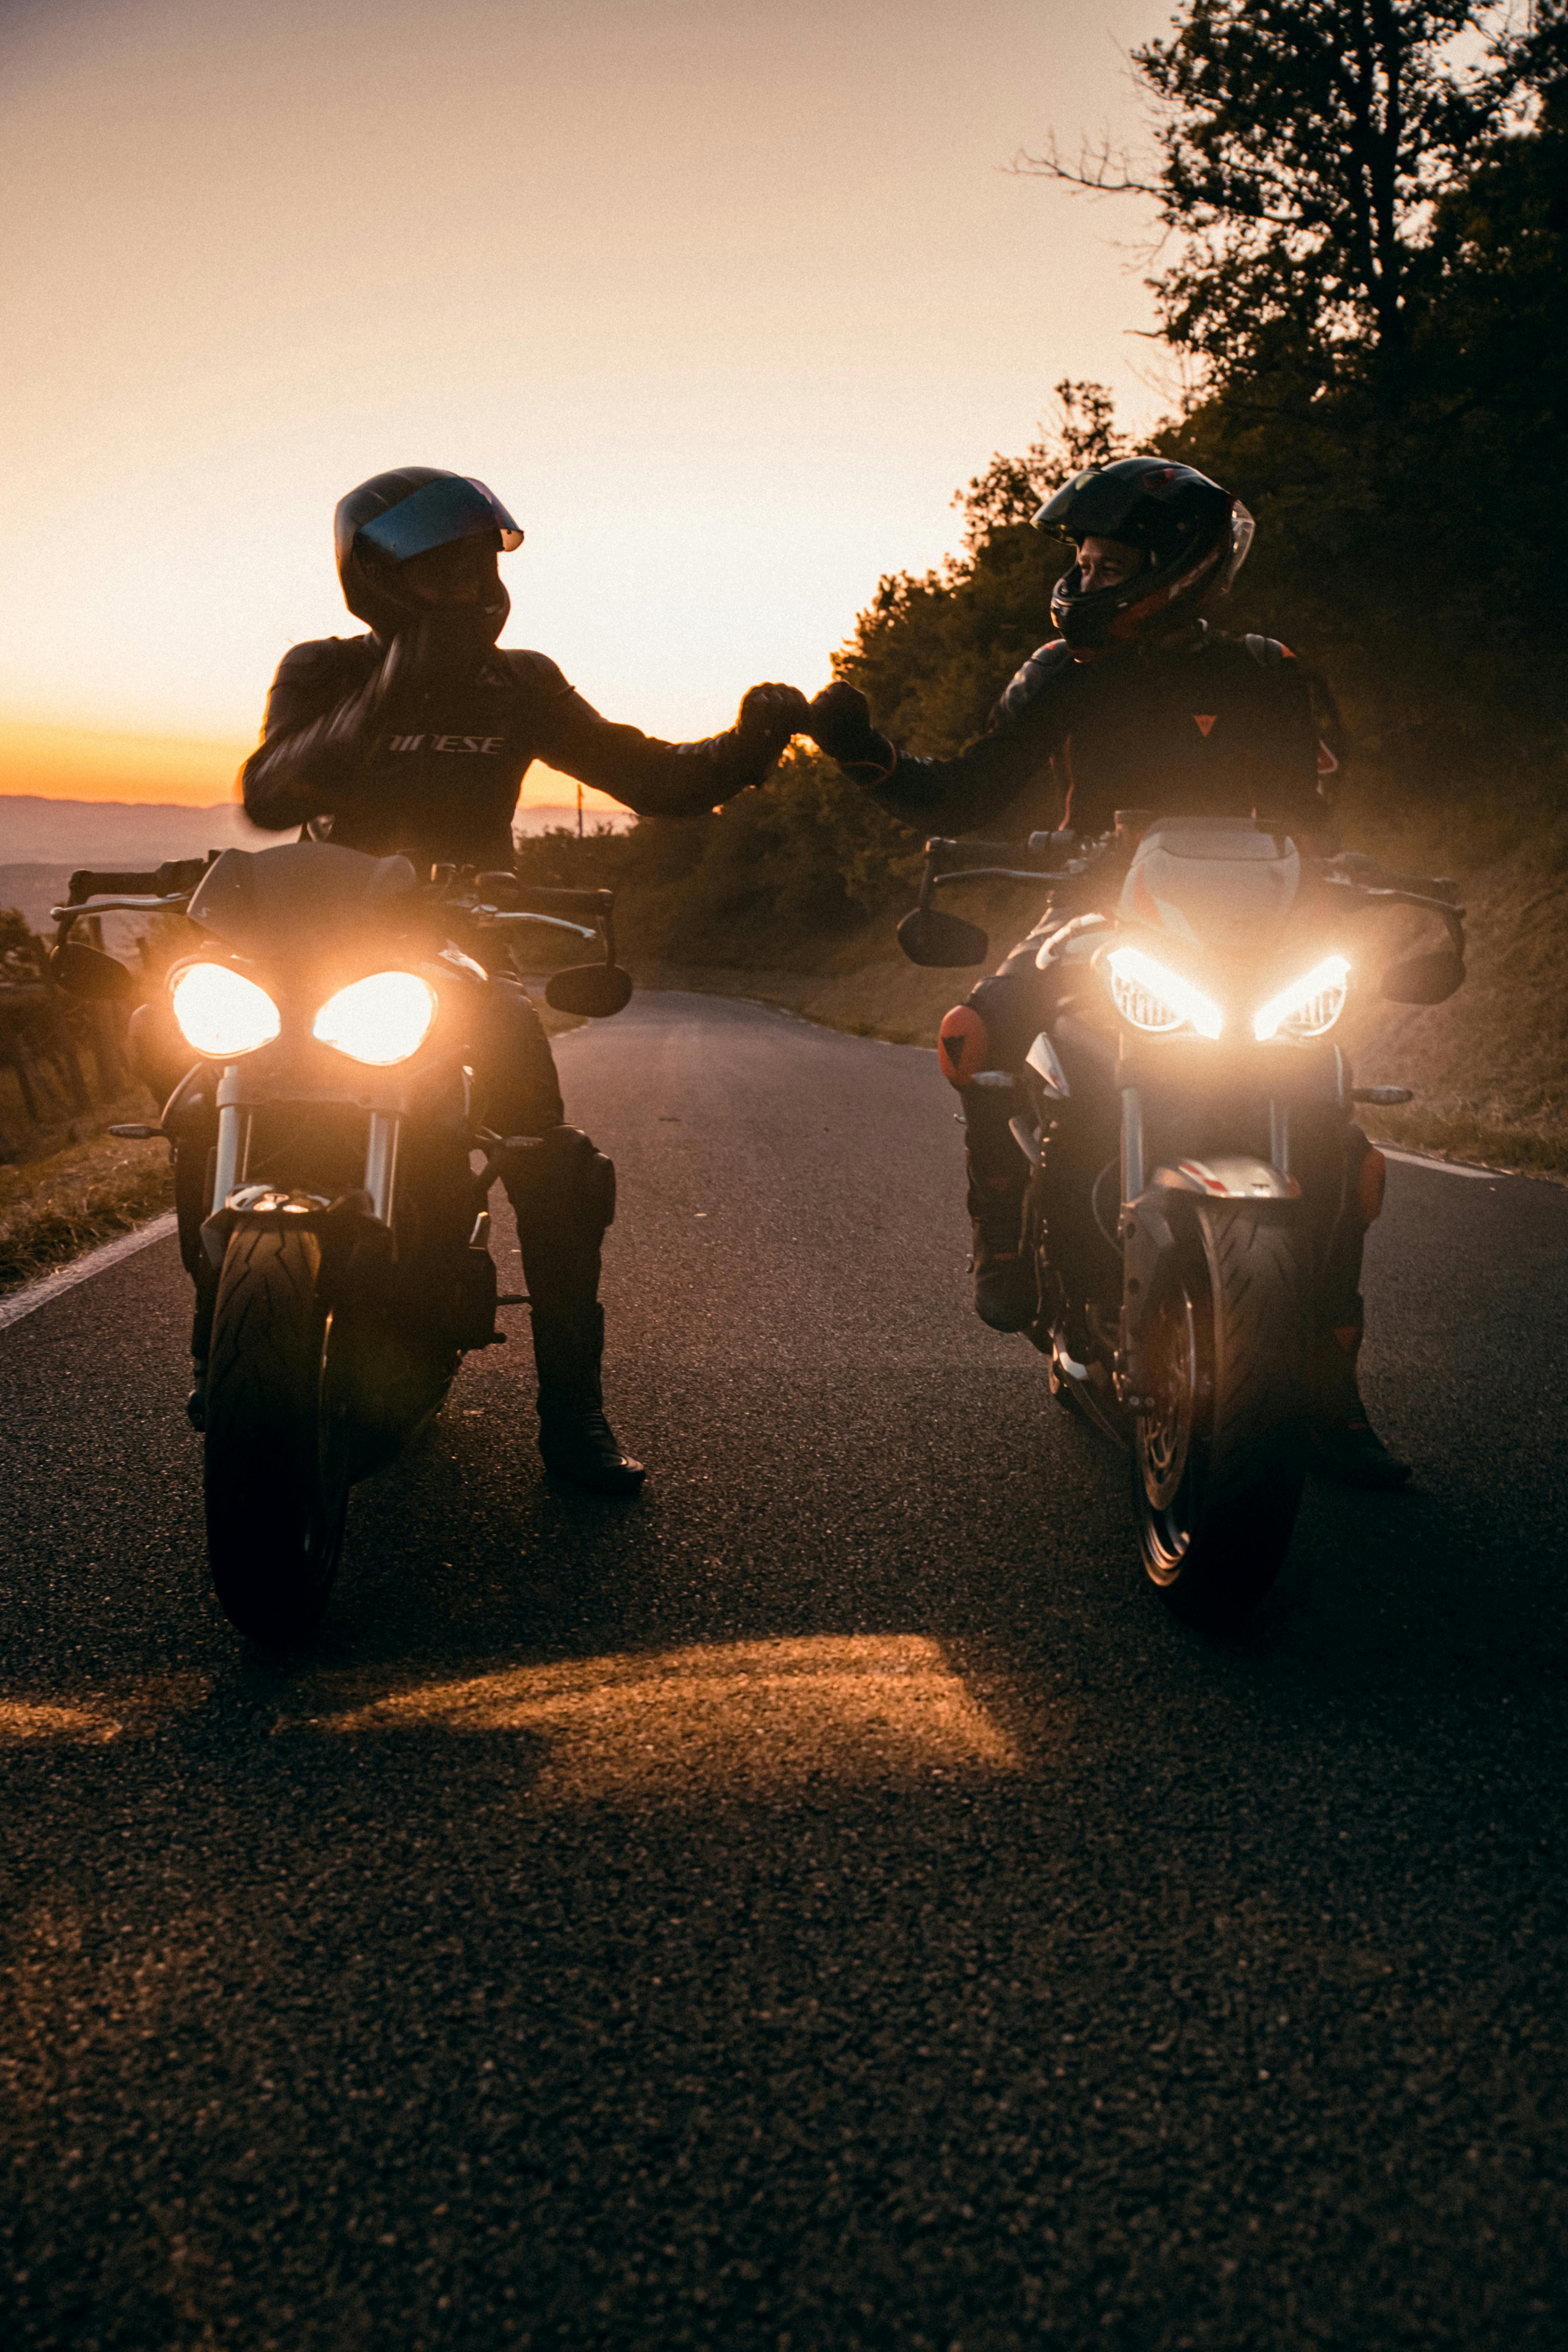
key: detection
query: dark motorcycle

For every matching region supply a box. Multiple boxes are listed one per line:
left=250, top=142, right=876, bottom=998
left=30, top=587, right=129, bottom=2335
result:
left=51, top=843, right=630, bottom=1642
left=899, top=812, right=1467, bottom=1623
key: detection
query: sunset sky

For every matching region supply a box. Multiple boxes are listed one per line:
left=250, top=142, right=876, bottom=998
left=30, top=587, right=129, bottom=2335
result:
left=0, top=0, right=1175, bottom=813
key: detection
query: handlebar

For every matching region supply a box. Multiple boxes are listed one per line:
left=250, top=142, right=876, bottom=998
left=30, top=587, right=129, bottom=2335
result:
left=473, top=874, right=616, bottom=923
left=67, top=854, right=216, bottom=904
left=1321, top=850, right=1459, bottom=902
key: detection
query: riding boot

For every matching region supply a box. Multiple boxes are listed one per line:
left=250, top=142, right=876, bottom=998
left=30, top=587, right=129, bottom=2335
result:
left=507, top=1125, right=645, bottom=1495
left=1305, top=1310, right=1411, bottom=1490
left=964, top=1077, right=1035, bottom=1333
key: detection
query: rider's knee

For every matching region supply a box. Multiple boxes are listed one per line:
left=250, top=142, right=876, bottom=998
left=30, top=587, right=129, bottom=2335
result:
left=938, top=969, right=1046, bottom=1091
left=937, top=1003, right=992, bottom=1089
left=968, top=968, right=1047, bottom=1072
left=506, top=1124, right=616, bottom=1234
left=473, top=979, right=565, bottom=1136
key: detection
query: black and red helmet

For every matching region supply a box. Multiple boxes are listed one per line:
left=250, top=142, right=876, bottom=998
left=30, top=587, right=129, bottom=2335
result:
left=333, top=467, right=524, bottom=638
left=1034, top=457, right=1253, bottom=651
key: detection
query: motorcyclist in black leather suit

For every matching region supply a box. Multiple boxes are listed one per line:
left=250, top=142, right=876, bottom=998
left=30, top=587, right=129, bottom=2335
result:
left=213, top=466, right=804, bottom=1494
left=801, top=456, right=1408, bottom=1489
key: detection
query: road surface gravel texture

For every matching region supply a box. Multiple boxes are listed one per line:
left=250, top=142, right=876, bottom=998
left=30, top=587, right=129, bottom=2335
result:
left=3, top=991, right=1567, bottom=2352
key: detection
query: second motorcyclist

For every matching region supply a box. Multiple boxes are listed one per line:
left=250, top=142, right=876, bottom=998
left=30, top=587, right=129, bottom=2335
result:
left=801, top=456, right=1407, bottom=1489
left=150, top=465, right=805, bottom=1494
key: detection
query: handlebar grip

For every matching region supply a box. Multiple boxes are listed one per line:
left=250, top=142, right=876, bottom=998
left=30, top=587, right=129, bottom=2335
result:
left=153, top=856, right=214, bottom=897
left=67, top=868, right=162, bottom=901
left=927, top=838, right=1020, bottom=860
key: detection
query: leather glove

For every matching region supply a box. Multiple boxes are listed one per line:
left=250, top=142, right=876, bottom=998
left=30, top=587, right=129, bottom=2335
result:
left=736, top=682, right=811, bottom=747
left=380, top=607, right=496, bottom=713
left=802, top=681, right=895, bottom=777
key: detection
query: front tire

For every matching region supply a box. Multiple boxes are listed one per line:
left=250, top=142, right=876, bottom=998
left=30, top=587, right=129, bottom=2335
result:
left=1133, top=1203, right=1307, bottom=1626
left=203, top=1227, right=351, bottom=1643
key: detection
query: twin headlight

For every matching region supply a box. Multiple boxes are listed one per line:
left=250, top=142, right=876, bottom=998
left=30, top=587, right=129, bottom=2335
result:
left=1107, top=946, right=1349, bottom=1042
left=170, top=965, right=437, bottom=1065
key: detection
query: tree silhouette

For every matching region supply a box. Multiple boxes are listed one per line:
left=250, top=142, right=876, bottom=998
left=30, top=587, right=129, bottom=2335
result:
left=1020, top=2, right=1529, bottom=396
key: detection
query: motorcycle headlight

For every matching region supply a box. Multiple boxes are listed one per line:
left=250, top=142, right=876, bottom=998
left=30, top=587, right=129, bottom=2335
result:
left=1253, top=954, right=1350, bottom=1042
left=312, top=971, right=436, bottom=1066
left=1107, top=945, right=1224, bottom=1040
left=169, top=962, right=281, bottom=1058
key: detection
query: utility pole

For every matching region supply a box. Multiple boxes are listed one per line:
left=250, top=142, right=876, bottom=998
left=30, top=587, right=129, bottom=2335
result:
left=576, top=780, right=583, bottom=840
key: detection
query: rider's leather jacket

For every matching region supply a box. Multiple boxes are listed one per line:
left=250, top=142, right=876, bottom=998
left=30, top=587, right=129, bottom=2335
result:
left=241, top=632, right=782, bottom=870
left=862, top=624, right=1332, bottom=843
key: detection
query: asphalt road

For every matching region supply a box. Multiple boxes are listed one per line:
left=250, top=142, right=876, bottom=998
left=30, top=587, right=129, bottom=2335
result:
left=4, top=990, right=1568, bottom=2352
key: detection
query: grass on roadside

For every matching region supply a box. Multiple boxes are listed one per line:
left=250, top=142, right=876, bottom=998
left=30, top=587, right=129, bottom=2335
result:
left=0, top=1119, right=174, bottom=1294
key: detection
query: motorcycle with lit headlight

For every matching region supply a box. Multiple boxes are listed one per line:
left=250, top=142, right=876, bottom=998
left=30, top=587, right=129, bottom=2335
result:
left=900, top=813, right=1467, bottom=1623
left=50, top=842, right=630, bottom=1642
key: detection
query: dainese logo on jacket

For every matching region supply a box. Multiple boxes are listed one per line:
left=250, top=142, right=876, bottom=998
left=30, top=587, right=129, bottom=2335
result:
left=387, top=733, right=507, bottom=754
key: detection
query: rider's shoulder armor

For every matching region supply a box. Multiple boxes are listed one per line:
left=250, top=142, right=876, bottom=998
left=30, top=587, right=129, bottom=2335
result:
left=504, top=648, right=576, bottom=700
left=995, top=637, right=1076, bottom=725
left=1196, top=627, right=1293, bottom=674
left=273, top=632, right=374, bottom=681
left=1242, top=632, right=1293, bottom=672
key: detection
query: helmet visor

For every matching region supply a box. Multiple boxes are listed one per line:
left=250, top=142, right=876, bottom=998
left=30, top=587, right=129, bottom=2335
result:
left=356, top=475, right=523, bottom=565
left=1220, top=500, right=1255, bottom=590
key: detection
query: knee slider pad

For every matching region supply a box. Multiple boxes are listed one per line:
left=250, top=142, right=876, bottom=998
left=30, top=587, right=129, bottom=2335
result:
left=938, top=1004, right=990, bottom=1090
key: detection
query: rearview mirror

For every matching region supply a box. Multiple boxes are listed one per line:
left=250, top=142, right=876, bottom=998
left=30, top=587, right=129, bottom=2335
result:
left=896, top=907, right=990, bottom=968
left=51, top=942, right=139, bottom=1003
left=1381, top=949, right=1465, bottom=1006
left=545, top=963, right=634, bottom=1018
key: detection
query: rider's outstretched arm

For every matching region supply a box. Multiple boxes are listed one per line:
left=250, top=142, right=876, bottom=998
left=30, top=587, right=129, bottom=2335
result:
left=803, top=650, right=1078, bottom=837
left=521, top=658, right=808, bottom=819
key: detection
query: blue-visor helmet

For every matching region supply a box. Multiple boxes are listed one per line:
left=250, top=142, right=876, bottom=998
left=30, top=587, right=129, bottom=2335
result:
left=354, top=474, right=523, bottom=565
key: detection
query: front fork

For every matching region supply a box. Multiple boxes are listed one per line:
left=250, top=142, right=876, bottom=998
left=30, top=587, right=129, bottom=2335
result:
left=1119, top=1082, right=1296, bottom=1200
left=204, top=1102, right=405, bottom=1244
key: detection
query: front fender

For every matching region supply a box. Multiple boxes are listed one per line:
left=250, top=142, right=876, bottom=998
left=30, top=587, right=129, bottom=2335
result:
left=1148, top=1156, right=1299, bottom=1201
left=1117, top=1162, right=1303, bottom=1412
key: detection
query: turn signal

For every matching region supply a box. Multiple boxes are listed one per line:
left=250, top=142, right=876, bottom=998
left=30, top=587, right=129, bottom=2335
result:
left=312, top=971, right=436, bottom=1066
left=169, top=963, right=281, bottom=1058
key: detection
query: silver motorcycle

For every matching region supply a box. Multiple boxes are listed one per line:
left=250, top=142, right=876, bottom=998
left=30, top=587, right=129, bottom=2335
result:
left=901, top=812, right=1466, bottom=1623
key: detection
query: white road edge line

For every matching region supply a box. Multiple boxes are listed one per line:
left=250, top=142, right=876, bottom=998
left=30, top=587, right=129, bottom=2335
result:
left=1379, top=1147, right=1501, bottom=1181
left=0, top=1211, right=179, bottom=1334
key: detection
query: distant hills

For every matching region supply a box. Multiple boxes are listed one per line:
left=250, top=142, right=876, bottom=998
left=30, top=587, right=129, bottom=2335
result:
left=0, top=795, right=271, bottom=868
left=0, top=795, right=628, bottom=932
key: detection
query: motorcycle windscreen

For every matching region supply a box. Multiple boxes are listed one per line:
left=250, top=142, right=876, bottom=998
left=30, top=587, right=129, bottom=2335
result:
left=1119, top=819, right=1302, bottom=948
left=356, top=476, right=523, bottom=562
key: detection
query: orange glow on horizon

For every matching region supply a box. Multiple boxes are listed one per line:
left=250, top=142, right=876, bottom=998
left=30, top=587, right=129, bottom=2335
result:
left=0, top=718, right=622, bottom=815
